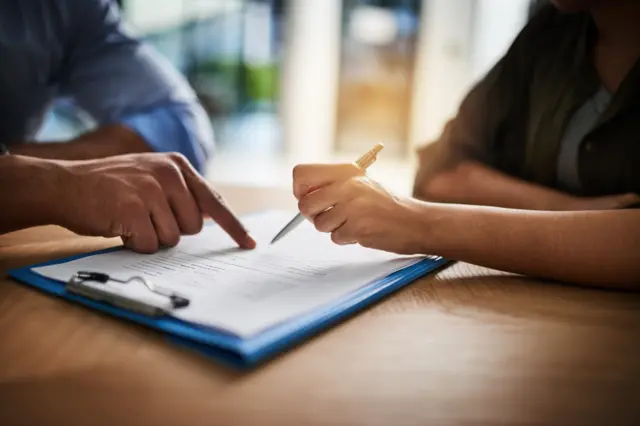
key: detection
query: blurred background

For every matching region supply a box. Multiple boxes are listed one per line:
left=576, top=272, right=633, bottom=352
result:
left=38, top=0, right=545, bottom=194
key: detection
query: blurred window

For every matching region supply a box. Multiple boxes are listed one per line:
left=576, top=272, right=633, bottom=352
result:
left=335, top=0, right=421, bottom=158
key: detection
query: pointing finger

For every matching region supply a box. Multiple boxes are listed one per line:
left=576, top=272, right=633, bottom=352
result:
left=205, top=186, right=256, bottom=249
left=179, top=166, right=256, bottom=249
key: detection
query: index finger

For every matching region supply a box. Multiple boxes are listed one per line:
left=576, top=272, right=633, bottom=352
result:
left=176, top=159, right=256, bottom=249
left=292, top=163, right=362, bottom=200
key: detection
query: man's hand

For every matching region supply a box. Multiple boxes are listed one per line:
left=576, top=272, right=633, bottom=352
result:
left=54, top=152, right=256, bottom=253
left=293, top=163, right=426, bottom=254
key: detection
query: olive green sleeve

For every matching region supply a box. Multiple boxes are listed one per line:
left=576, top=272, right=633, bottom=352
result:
left=413, top=5, right=557, bottom=185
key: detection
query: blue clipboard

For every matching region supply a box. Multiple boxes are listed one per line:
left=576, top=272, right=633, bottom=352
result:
left=7, top=225, right=448, bottom=369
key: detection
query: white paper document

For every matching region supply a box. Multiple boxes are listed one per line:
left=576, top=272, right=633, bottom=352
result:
left=34, top=211, right=426, bottom=337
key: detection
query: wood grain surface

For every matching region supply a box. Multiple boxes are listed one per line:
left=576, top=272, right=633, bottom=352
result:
left=0, top=185, right=639, bottom=426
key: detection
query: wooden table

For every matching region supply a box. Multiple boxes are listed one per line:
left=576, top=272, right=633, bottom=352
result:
left=1, top=185, right=639, bottom=426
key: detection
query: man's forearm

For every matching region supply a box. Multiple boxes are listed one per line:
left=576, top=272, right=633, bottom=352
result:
left=417, top=202, right=640, bottom=289
left=0, top=156, right=65, bottom=234
left=417, top=161, right=571, bottom=210
left=11, top=125, right=151, bottom=161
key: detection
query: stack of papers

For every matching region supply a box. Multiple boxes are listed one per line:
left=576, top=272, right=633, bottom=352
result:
left=33, top=211, right=428, bottom=338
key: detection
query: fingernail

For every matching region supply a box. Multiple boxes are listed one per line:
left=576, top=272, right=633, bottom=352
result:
left=245, top=233, right=257, bottom=249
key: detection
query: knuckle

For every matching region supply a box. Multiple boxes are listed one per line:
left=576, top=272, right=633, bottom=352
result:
left=191, top=216, right=205, bottom=234
left=343, top=183, right=357, bottom=198
left=164, top=232, right=181, bottom=248
left=359, top=238, right=375, bottom=249
left=137, top=176, right=163, bottom=195
left=314, top=217, right=330, bottom=233
left=168, top=152, right=188, bottom=166
left=346, top=196, right=365, bottom=212
left=330, top=232, right=342, bottom=244
left=182, top=215, right=204, bottom=235
left=358, top=219, right=375, bottom=238
left=298, top=199, right=311, bottom=216
left=351, top=176, right=370, bottom=190
left=354, top=175, right=368, bottom=184
left=155, top=160, right=182, bottom=182
left=106, top=220, right=125, bottom=238
left=292, top=164, right=307, bottom=182
left=136, top=240, right=158, bottom=254
left=343, top=163, right=362, bottom=176
left=129, top=231, right=158, bottom=254
left=120, top=196, right=147, bottom=216
left=331, top=230, right=352, bottom=245
left=344, top=177, right=364, bottom=194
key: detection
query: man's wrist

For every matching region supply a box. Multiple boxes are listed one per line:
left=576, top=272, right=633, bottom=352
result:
left=3, top=155, right=70, bottom=229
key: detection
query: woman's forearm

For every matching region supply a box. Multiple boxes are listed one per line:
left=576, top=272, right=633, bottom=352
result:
left=420, top=161, right=571, bottom=210
left=417, top=202, right=640, bottom=289
left=292, top=162, right=640, bottom=290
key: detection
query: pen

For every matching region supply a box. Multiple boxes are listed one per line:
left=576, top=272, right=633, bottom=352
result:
left=270, top=143, right=385, bottom=244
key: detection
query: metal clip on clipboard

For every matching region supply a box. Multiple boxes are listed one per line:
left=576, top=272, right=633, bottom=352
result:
left=66, top=271, right=190, bottom=317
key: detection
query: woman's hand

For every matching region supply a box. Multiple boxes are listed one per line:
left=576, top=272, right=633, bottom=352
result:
left=413, top=159, right=640, bottom=211
left=556, top=193, right=640, bottom=211
left=292, top=163, right=428, bottom=254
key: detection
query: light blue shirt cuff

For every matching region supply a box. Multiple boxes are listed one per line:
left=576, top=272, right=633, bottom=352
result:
left=119, top=105, right=213, bottom=174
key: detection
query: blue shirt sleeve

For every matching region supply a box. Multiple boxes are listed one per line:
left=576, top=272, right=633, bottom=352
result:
left=58, top=0, right=214, bottom=172
left=118, top=104, right=214, bottom=174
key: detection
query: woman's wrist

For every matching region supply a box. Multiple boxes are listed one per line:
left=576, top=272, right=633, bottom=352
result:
left=407, top=199, right=494, bottom=259
left=401, top=198, right=452, bottom=255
